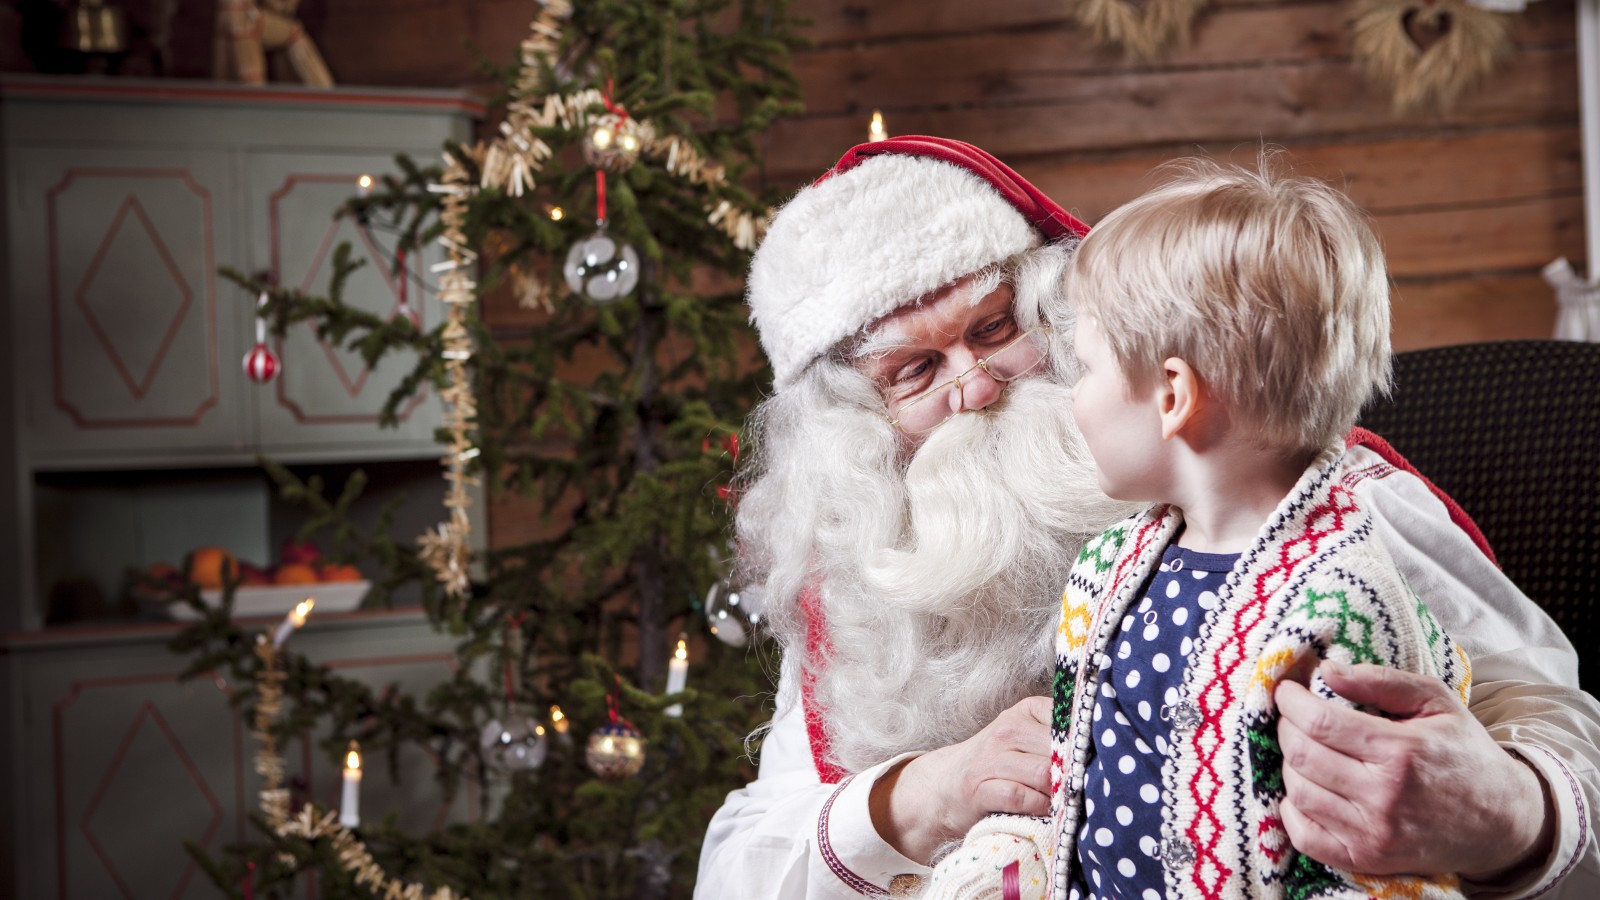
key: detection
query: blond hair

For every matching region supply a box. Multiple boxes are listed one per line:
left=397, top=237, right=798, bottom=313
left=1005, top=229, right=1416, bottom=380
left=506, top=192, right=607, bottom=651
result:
left=1068, top=154, right=1392, bottom=453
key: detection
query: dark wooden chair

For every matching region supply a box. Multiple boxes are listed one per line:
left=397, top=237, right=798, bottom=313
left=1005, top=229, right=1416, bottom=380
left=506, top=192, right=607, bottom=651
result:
left=1358, top=339, right=1600, bottom=694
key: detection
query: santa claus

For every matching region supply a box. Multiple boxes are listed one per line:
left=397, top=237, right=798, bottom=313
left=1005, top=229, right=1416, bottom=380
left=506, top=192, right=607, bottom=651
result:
left=697, top=137, right=1599, bottom=899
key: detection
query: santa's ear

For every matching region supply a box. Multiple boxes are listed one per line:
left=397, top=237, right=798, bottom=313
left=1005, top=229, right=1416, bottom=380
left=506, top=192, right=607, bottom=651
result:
left=1159, top=356, right=1201, bottom=441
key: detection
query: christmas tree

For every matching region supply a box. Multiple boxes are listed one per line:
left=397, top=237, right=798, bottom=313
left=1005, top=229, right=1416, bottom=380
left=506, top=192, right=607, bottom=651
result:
left=168, top=1, right=805, bottom=897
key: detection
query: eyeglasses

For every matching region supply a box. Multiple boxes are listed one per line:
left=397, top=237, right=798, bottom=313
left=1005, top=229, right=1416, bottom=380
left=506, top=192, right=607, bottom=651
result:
left=886, top=325, right=1050, bottom=434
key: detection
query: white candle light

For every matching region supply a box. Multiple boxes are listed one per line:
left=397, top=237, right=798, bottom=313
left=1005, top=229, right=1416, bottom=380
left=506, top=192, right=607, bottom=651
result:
left=357, top=174, right=374, bottom=197
left=270, top=598, right=315, bottom=649
left=868, top=110, right=888, bottom=143
left=339, top=741, right=362, bottom=828
left=664, top=636, right=689, bottom=717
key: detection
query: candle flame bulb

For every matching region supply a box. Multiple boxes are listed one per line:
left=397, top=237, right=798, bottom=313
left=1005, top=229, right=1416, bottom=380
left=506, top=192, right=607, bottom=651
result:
left=550, top=705, right=569, bottom=734
left=549, top=206, right=564, bottom=221
left=339, top=740, right=362, bottom=828
left=665, top=633, right=690, bottom=717
left=357, top=174, right=374, bottom=197
left=868, top=110, right=888, bottom=142
left=271, top=597, right=316, bottom=649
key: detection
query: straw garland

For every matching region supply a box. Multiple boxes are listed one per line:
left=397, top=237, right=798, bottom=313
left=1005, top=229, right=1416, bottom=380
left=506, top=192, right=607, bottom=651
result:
left=1349, top=0, right=1513, bottom=112
left=416, top=139, right=482, bottom=600
left=1071, top=0, right=1209, bottom=60
left=252, top=638, right=465, bottom=899
left=416, top=0, right=768, bottom=594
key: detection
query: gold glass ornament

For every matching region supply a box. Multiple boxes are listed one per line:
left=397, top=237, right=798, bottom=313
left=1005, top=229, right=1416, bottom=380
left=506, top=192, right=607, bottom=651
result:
left=583, top=116, right=645, bottom=172
left=585, top=721, right=646, bottom=780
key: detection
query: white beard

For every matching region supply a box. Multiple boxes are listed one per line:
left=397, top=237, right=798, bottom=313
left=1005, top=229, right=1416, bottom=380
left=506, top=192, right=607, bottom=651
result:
left=737, top=371, right=1135, bottom=773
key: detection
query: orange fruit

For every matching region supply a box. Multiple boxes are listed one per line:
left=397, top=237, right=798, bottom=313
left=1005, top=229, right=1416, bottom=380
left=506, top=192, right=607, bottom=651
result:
left=274, top=563, right=320, bottom=586
left=318, top=563, right=363, bottom=583
left=189, top=547, right=238, bottom=590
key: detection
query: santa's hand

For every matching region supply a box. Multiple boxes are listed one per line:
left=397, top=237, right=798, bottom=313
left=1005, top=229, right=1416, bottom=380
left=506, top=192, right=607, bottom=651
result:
left=1275, top=662, right=1554, bottom=882
left=869, top=695, right=1052, bottom=865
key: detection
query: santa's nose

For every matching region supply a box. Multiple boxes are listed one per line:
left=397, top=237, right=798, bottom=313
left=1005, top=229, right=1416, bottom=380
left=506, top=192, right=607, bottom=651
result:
left=952, top=366, right=1005, bottom=412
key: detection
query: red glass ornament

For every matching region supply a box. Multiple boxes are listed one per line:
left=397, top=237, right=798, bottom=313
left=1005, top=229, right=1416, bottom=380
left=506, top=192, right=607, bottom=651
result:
left=243, top=342, right=280, bottom=383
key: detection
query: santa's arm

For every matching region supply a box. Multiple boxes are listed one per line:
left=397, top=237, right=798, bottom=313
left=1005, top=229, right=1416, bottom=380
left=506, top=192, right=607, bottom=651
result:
left=1285, top=448, right=1600, bottom=897
left=695, top=656, right=930, bottom=900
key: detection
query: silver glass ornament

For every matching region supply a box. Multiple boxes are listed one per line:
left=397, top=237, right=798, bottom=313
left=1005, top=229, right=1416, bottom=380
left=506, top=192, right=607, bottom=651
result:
left=705, top=576, right=763, bottom=647
left=479, top=708, right=549, bottom=772
left=563, top=229, right=640, bottom=303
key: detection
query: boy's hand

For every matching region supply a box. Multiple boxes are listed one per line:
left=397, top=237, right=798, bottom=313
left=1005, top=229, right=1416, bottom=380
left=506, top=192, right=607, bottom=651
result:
left=1274, top=662, right=1554, bottom=882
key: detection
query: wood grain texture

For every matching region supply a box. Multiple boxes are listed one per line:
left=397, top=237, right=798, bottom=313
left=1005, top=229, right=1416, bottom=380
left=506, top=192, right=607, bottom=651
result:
left=3, top=0, right=1560, bottom=353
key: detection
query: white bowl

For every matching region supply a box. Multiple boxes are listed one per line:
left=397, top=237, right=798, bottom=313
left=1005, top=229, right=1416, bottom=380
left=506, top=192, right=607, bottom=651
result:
left=176, top=581, right=372, bottom=621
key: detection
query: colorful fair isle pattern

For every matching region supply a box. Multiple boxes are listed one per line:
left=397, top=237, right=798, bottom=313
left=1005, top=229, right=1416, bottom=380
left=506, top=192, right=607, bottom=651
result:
left=1046, top=449, right=1471, bottom=900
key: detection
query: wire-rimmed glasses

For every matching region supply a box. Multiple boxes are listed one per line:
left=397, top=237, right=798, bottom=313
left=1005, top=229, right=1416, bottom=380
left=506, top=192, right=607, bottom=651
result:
left=886, top=325, right=1050, bottom=434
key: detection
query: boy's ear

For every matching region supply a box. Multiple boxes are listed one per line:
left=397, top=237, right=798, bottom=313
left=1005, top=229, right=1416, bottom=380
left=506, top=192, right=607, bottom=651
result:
left=1159, top=356, right=1201, bottom=441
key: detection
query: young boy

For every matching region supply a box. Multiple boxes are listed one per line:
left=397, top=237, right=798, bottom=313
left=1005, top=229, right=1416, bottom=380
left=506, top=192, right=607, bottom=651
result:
left=924, top=158, right=1471, bottom=900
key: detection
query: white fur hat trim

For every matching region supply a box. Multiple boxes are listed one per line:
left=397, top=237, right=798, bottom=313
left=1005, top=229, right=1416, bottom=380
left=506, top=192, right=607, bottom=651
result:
left=748, top=154, right=1044, bottom=391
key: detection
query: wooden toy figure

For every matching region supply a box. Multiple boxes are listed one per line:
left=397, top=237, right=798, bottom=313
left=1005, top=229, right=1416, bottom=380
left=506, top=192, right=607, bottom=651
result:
left=214, top=0, right=334, bottom=87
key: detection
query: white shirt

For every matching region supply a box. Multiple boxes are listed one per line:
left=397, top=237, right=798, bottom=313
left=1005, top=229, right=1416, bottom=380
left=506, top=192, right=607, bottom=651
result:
left=695, top=450, right=1600, bottom=899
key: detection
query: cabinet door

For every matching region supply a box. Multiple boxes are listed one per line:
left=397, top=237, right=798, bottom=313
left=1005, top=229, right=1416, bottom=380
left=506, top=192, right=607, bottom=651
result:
left=11, top=643, right=248, bottom=900
left=7, top=617, right=470, bottom=900
left=7, top=148, right=247, bottom=465
left=245, top=151, right=446, bottom=461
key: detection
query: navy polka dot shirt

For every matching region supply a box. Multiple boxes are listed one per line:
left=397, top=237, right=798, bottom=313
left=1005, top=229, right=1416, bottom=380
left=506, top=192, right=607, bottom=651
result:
left=1068, top=543, right=1239, bottom=900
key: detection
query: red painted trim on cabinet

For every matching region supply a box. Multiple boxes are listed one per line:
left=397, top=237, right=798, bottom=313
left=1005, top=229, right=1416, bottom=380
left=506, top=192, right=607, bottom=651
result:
left=0, top=79, right=487, bottom=118
left=266, top=173, right=427, bottom=425
left=44, top=168, right=220, bottom=429
left=51, top=671, right=235, bottom=900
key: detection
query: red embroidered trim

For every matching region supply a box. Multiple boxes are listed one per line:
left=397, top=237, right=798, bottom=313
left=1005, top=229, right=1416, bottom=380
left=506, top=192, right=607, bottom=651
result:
left=1346, top=426, right=1498, bottom=566
left=1186, top=484, right=1359, bottom=899
left=817, top=776, right=890, bottom=896
left=801, top=583, right=849, bottom=784
left=1002, top=860, right=1022, bottom=900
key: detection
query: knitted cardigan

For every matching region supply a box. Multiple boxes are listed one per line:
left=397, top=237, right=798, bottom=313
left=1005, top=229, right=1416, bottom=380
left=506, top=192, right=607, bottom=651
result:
left=927, top=449, right=1474, bottom=900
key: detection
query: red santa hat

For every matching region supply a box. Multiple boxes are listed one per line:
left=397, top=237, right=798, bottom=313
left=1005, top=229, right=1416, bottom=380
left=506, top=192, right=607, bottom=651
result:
left=748, top=136, right=1090, bottom=391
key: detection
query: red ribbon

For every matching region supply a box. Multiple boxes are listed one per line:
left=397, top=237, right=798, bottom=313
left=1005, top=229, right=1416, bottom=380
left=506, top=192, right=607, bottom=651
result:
left=504, top=613, right=527, bottom=704
left=243, top=861, right=255, bottom=900
left=602, top=78, right=627, bottom=121
left=604, top=674, right=638, bottom=731
left=595, top=170, right=607, bottom=223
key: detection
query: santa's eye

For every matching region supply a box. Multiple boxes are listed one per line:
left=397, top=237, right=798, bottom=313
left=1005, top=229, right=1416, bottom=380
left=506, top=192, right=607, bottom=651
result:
left=889, top=357, right=936, bottom=395
left=972, top=315, right=1020, bottom=346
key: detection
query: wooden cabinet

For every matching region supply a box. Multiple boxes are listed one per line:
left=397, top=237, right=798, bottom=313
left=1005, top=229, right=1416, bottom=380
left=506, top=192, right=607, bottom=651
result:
left=1, top=611, right=471, bottom=900
left=0, top=77, right=484, bottom=633
left=2, top=77, right=481, bottom=468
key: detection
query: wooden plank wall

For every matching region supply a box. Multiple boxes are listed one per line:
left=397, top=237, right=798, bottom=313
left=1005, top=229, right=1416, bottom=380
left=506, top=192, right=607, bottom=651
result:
left=5, top=0, right=1581, bottom=347
left=303, top=0, right=1584, bottom=349
left=780, top=0, right=1584, bottom=350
